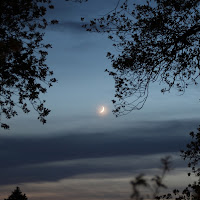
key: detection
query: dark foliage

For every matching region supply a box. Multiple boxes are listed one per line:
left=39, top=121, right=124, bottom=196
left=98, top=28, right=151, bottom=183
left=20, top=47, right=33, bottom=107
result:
left=181, top=127, right=200, bottom=177
left=83, top=0, right=200, bottom=117
left=156, top=127, right=200, bottom=200
left=4, top=187, right=28, bottom=200
left=0, top=0, right=58, bottom=129
left=130, top=156, right=171, bottom=200
left=130, top=127, right=200, bottom=200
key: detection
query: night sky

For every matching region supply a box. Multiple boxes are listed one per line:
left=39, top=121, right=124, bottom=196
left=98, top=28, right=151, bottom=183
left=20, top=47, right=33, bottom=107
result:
left=1, top=0, right=200, bottom=200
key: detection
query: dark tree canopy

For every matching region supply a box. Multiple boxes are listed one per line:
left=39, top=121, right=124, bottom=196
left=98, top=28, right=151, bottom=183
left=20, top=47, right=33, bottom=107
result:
left=5, top=187, right=28, bottom=200
left=84, top=0, right=200, bottom=117
left=0, top=0, right=58, bottom=129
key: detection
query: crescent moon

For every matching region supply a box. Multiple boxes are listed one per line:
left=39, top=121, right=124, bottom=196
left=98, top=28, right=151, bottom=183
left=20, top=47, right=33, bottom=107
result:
left=100, top=106, right=104, bottom=113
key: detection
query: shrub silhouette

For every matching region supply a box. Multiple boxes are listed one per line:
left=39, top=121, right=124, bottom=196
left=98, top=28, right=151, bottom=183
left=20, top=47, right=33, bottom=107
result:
left=130, top=126, right=200, bottom=200
left=130, top=156, right=171, bottom=200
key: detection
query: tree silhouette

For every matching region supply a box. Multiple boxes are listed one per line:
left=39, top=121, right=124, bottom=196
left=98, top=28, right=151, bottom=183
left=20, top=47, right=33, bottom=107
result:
left=0, top=0, right=58, bottom=129
left=156, top=127, right=200, bottom=200
left=130, top=127, right=200, bottom=200
left=5, top=187, right=28, bottom=200
left=83, top=0, right=200, bottom=117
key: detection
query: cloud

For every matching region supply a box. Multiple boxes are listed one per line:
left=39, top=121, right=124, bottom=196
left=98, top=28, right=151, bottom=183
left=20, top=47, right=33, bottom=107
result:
left=0, top=118, right=197, bottom=185
left=0, top=153, right=186, bottom=185
left=0, top=158, right=193, bottom=200
left=0, top=123, right=190, bottom=168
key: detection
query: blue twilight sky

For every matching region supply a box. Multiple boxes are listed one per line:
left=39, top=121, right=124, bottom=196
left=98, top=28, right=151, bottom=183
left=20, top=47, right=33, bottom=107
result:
left=1, top=0, right=200, bottom=200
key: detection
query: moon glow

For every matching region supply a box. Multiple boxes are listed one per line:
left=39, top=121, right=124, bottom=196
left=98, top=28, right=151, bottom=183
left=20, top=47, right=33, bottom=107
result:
left=97, top=105, right=108, bottom=116
left=100, top=106, right=105, bottom=113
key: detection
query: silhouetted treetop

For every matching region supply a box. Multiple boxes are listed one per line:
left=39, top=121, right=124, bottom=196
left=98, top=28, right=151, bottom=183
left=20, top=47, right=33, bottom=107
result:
left=83, top=0, right=200, bottom=116
left=4, top=187, right=28, bottom=200
left=0, top=0, right=58, bottom=129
